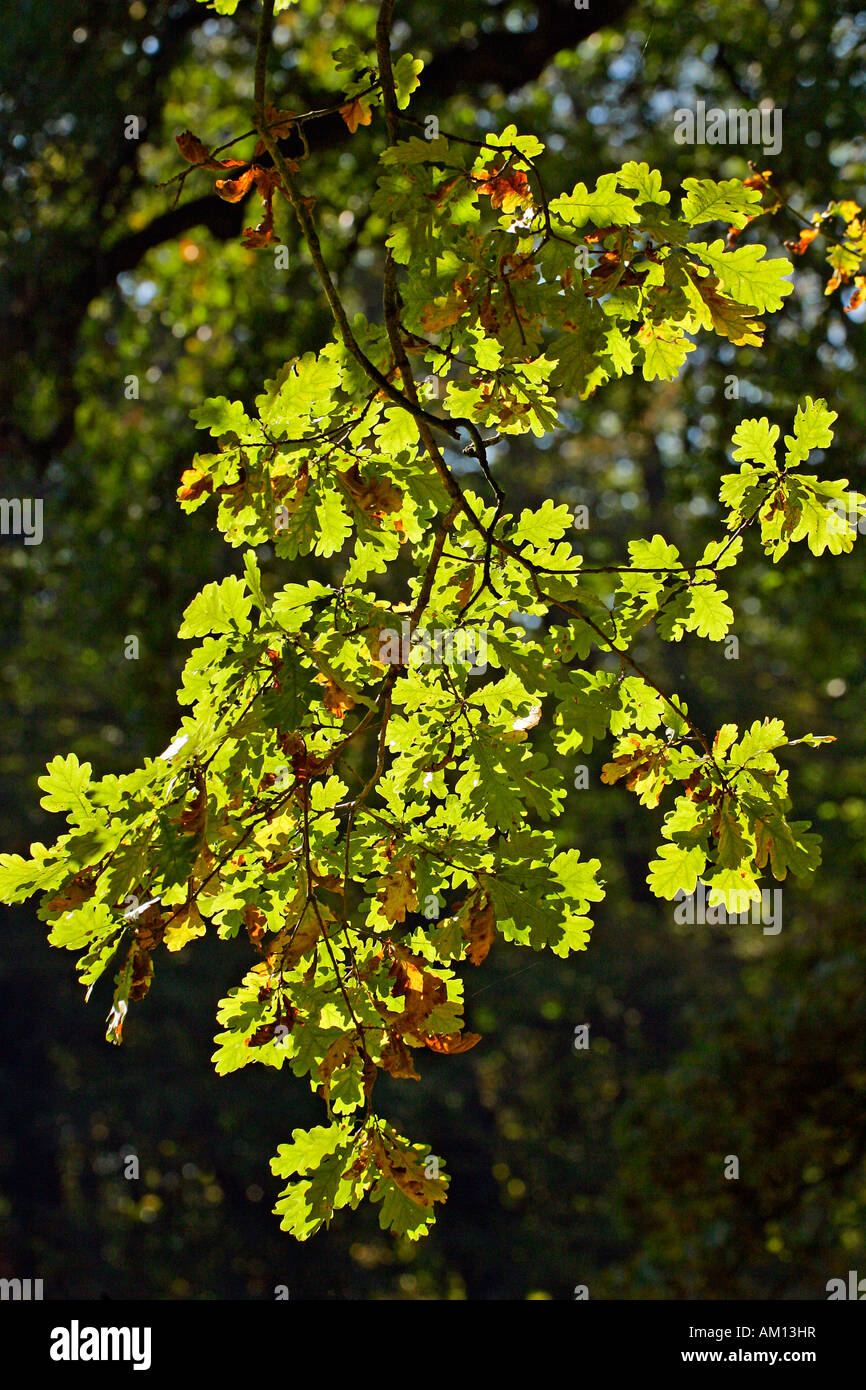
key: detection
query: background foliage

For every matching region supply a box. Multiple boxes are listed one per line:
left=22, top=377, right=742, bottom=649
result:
left=1, top=0, right=865, bottom=1298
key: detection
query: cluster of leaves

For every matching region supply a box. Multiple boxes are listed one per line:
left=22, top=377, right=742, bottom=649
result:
left=733, top=168, right=866, bottom=311
left=175, top=113, right=298, bottom=249
left=2, top=2, right=863, bottom=1241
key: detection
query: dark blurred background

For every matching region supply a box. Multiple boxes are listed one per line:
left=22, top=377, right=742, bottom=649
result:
left=1, top=0, right=865, bottom=1299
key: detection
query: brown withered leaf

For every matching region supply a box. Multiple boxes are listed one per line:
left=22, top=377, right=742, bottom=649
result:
left=454, top=572, right=475, bottom=607
left=362, top=1055, right=377, bottom=1101
left=692, top=275, right=764, bottom=346
left=272, top=463, right=309, bottom=511
left=584, top=224, right=622, bottom=243
left=388, top=946, right=447, bottom=1033
left=845, top=275, right=866, bottom=314
left=311, top=869, right=343, bottom=894
left=178, top=771, right=207, bottom=836
left=317, top=1033, right=359, bottom=1096
left=215, top=464, right=246, bottom=497
left=246, top=1006, right=298, bottom=1049
left=134, top=903, right=167, bottom=951
left=239, top=168, right=291, bottom=249
left=426, top=173, right=462, bottom=206
left=338, top=463, right=402, bottom=522
left=682, top=768, right=709, bottom=802
left=45, top=872, right=96, bottom=913
left=175, top=131, right=245, bottom=170
left=826, top=266, right=850, bottom=295
left=601, top=736, right=668, bottom=808
left=369, top=1129, right=447, bottom=1208
left=464, top=891, right=495, bottom=966
left=176, top=130, right=214, bottom=165
left=215, top=166, right=256, bottom=202
left=419, top=294, right=464, bottom=333
left=743, top=169, right=773, bottom=191
left=242, top=219, right=275, bottom=250
left=246, top=1021, right=278, bottom=1048
left=128, top=944, right=153, bottom=1002
left=267, top=903, right=329, bottom=971
left=380, top=1030, right=420, bottom=1080
left=784, top=227, right=819, bottom=256
left=244, top=903, right=267, bottom=949
left=258, top=104, right=298, bottom=143
left=500, top=251, right=535, bottom=281
left=343, top=1134, right=375, bottom=1182
left=422, top=1031, right=482, bottom=1054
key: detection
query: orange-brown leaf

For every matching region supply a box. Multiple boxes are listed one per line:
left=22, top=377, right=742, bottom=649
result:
left=340, top=97, right=373, bottom=134
left=338, top=463, right=402, bottom=521
left=784, top=228, right=819, bottom=256
left=317, top=1033, right=358, bottom=1092
left=178, top=776, right=207, bottom=835
left=215, top=167, right=256, bottom=203
left=175, top=130, right=240, bottom=170
left=380, top=1031, right=420, bottom=1079
left=475, top=167, right=532, bottom=213
left=464, top=892, right=495, bottom=965
left=388, top=946, right=446, bottom=1033
left=244, top=903, right=267, bottom=948
left=422, top=1031, right=481, bottom=1054
left=845, top=275, right=866, bottom=314
left=128, top=944, right=153, bottom=1002
left=369, top=1129, right=447, bottom=1207
left=45, top=873, right=96, bottom=913
left=321, top=678, right=355, bottom=720
left=419, top=294, right=465, bottom=333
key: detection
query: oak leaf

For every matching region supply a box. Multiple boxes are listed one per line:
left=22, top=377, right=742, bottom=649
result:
left=215, top=167, right=256, bottom=202
left=175, top=131, right=245, bottom=171
left=338, top=463, right=403, bottom=521
left=380, top=1031, right=420, bottom=1080
left=377, top=855, right=418, bottom=923
left=177, top=468, right=213, bottom=502
left=340, top=97, right=373, bottom=134
left=370, top=1129, right=447, bottom=1208
left=475, top=167, right=532, bottom=213
left=317, top=1034, right=358, bottom=1095
left=322, top=678, right=355, bottom=719
left=464, top=891, right=495, bottom=965
left=244, top=903, right=267, bottom=948
left=164, top=902, right=206, bottom=952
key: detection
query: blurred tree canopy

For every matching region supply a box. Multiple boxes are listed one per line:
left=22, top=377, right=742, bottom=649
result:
left=1, top=0, right=865, bottom=1298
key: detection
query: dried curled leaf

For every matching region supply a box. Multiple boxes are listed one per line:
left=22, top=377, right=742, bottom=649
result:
left=175, top=130, right=244, bottom=171
left=380, top=1031, right=421, bottom=1080
left=463, top=891, right=496, bottom=965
